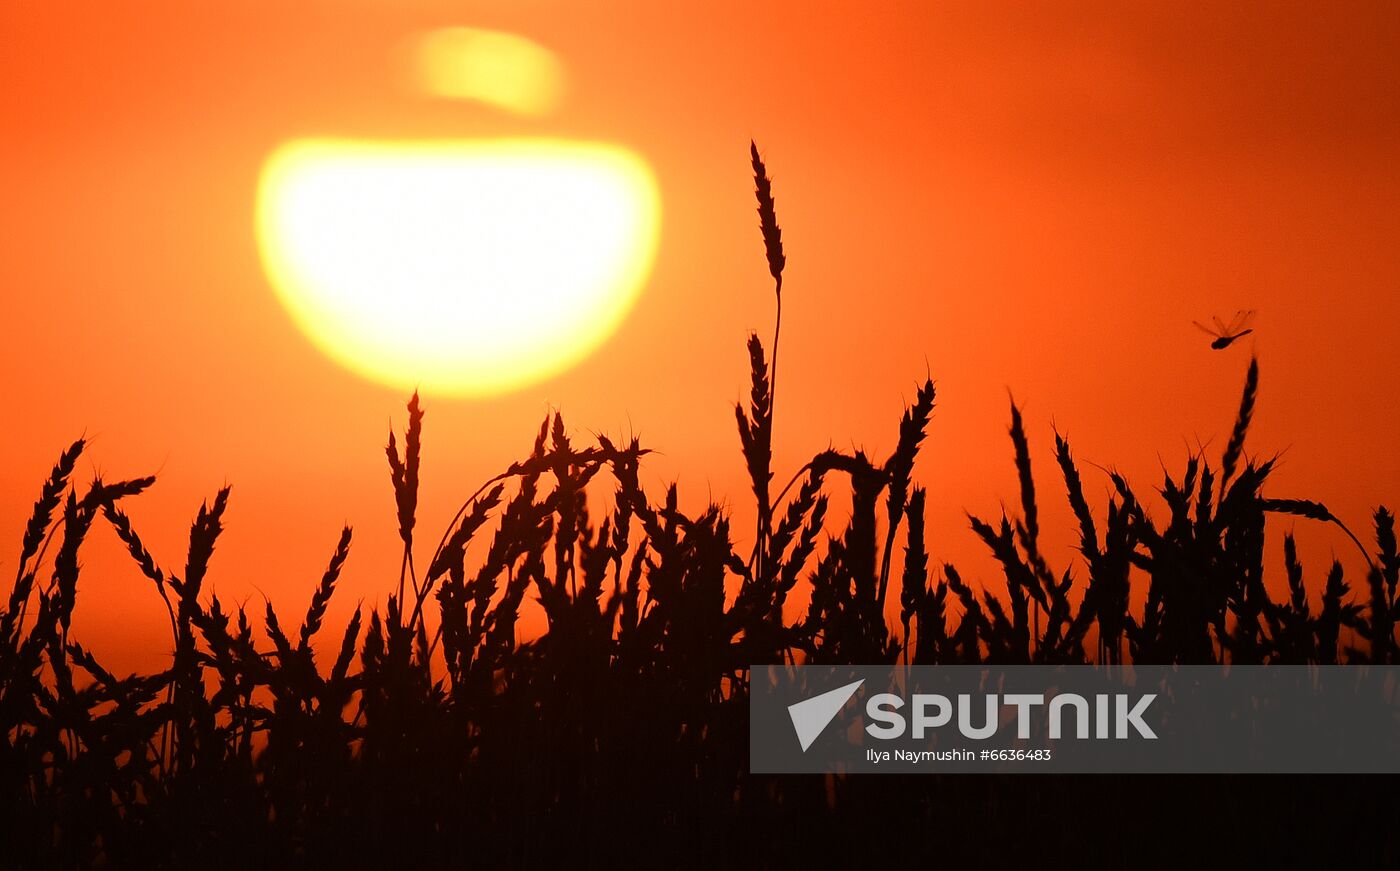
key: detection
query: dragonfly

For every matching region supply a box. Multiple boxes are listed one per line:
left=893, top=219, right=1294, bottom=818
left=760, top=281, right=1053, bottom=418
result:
left=1194, top=310, right=1255, bottom=350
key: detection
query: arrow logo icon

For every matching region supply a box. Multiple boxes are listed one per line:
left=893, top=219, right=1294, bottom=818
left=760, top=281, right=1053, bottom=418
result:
left=787, top=679, right=865, bottom=752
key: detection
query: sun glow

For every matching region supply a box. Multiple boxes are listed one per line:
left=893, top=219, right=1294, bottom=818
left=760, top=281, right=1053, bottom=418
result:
left=256, top=139, right=661, bottom=396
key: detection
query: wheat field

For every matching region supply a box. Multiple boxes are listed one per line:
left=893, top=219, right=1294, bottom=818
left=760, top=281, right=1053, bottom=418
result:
left=2, top=145, right=1397, bottom=868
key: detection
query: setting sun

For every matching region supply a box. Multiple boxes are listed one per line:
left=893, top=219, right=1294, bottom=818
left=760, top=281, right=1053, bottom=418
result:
left=255, top=138, right=660, bottom=396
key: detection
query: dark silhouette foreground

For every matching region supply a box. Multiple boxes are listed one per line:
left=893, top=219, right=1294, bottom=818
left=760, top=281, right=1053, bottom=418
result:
left=2, top=147, right=1397, bottom=868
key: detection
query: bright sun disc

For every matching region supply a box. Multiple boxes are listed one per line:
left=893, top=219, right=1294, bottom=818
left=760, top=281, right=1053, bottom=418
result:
left=256, top=139, right=660, bottom=396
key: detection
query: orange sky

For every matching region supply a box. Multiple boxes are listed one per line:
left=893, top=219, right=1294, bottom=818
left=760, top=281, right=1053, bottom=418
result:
left=3, top=1, right=1398, bottom=674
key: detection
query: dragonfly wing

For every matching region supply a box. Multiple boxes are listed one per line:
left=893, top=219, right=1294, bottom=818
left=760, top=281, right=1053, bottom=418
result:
left=1193, top=320, right=1218, bottom=336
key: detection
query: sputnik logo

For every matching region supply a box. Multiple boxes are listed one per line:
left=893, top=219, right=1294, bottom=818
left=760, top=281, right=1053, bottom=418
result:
left=787, top=679, right=865, bottom=752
